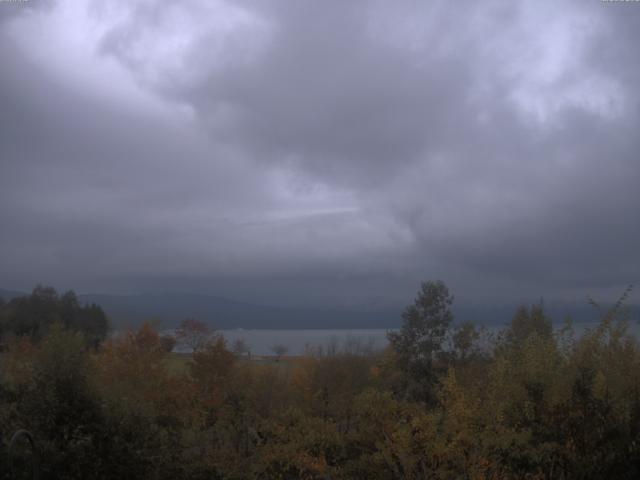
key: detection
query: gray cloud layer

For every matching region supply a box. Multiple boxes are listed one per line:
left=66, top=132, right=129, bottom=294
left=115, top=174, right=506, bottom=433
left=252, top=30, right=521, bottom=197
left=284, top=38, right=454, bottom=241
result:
left=1, top=0, right=638, bottom=309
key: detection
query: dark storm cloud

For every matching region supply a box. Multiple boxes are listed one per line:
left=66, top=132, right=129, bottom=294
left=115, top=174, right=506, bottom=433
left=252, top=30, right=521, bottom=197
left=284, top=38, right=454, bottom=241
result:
left=97, top=0, right=488, bottom=185
left=0, top=0, right=638, bottom=308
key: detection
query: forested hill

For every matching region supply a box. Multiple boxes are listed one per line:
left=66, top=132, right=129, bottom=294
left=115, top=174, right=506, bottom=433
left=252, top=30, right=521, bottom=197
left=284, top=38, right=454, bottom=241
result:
left=78, top=292, right=399, bottom=329
left=0, top=289, right=24, bottom=301
left=2, top=288, right=636, bottom=329
left=1, top=289, right=398, bottom=329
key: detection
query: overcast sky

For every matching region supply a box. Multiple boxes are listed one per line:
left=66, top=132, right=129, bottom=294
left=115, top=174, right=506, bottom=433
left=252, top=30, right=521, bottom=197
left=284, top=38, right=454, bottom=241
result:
left=0, top=0, right=638, bottom=309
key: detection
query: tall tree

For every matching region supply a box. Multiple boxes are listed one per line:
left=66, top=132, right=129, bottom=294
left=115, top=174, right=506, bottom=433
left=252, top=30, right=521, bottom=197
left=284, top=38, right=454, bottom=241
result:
left=387, top=280, right=454, bottom=404
left=505, top=301, right=552, bottom=347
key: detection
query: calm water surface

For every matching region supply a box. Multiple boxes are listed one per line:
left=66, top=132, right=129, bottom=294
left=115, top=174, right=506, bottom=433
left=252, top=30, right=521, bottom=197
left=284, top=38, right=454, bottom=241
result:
left=168, top=321, right=640, bottom=356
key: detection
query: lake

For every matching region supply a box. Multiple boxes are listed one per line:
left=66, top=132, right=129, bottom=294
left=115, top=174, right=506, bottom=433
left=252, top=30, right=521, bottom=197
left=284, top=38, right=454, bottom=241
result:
left=208, top=328, right=390, bottom=356
left=167, top=320, right=640, bottom=356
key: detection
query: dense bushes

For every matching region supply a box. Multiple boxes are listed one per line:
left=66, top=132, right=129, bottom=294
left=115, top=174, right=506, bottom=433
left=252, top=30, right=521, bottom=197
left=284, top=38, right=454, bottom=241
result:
left=1, top=283, right=639, bottom=479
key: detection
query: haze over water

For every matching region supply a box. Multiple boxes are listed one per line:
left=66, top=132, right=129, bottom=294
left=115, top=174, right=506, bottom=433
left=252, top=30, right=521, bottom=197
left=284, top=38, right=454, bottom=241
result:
left=179, top=321, right=640, bottom=356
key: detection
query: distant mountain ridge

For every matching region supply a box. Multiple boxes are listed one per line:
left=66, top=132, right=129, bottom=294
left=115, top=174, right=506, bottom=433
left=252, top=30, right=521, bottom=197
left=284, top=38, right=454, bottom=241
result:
left=79, top=292, right=399, bottom=329
left=0, top=288, right=26, bottom=301
left=1, top=288, right=637, bottom=330
left=0, top=288, right=398, bottom=329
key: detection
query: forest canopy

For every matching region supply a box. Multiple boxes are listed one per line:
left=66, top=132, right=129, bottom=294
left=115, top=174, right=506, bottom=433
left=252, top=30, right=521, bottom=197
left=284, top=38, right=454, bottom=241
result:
left=0, top=282, right=639, bottom=479
left=0, top=285, right=109, bottom=346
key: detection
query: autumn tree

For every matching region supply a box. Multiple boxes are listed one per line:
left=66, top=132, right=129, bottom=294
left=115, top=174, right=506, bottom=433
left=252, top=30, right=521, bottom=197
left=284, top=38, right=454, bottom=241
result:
left=92, top=322, right=191, bottom=478
left=293, top=349, right=376, bottom=425
left=189, top=335, right=236, bottom=405
left=13, top=324, right=104, bottom=478
left=451, top=321, right=483, bottom=362
left=504, top=301, right=552, bottom=347
left=175, top=318, right=211, bottom=352
left=159, top=334, right=177, bottom=353
left=387, top=280, right=454, bottom=404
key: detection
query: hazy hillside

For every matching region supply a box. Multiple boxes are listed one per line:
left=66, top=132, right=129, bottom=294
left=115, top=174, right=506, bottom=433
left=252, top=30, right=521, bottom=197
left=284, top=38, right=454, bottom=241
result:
left=79, top=292, right=399, bottom=329
left=0, top=288, right=26, bottom=301
left=3, top=288, right=636, bottom=330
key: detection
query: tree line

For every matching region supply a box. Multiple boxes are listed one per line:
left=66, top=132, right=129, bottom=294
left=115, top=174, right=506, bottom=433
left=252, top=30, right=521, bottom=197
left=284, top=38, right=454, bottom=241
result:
left=0, top=282, right=639, bottom=479
left=0, top=285, right=109, bottom=347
